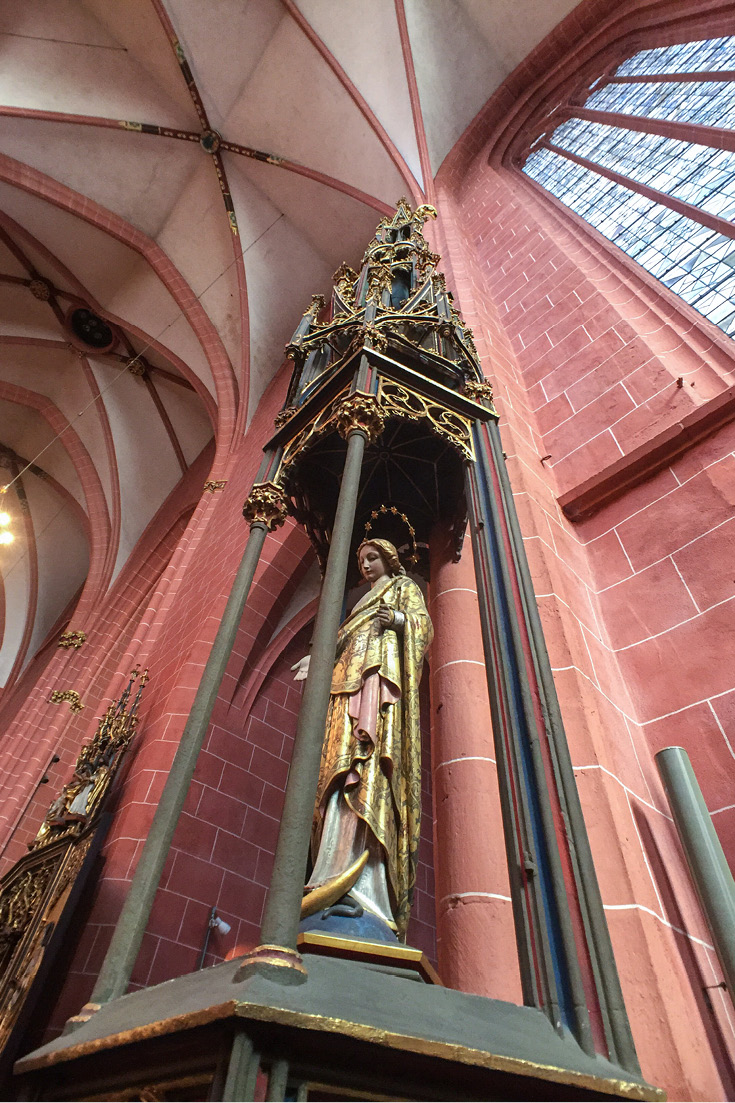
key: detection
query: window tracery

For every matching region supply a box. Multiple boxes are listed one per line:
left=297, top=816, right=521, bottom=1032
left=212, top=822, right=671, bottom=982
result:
left=522, top=36, right=735, bottom=337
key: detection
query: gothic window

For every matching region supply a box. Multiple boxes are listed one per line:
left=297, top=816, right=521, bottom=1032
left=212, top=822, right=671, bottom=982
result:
left=521, top=36, right=735, bottom=337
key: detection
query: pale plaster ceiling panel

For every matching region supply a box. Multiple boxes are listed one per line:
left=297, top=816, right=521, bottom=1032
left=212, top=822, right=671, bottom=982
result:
left=156, top=159, right=245, bottom=375
left=151, top=375, right=215, bottom=466
left=231, top=155, right=379, bottom=274
left=81, top=0, right=201, bottom=122
left=0, top=1, right=192, bottom=128
left=23, top=475, right=88, bottom=666
left=0, top=347, right=114, bottom=508
left=404, top=0, right=509, bottom=174
left=224, top=17, right=406, bottom=204
left=0, top=239, right=28, bottom=278
left=168, top=0, right=286, bottom=130
left=294, top=0, right=423, bottom=188
left=0, top=284, right=60, bottom=341
left=0, top=543, right=29, bottom=685
left=228, top=178, right=333, bottom=421
left=93, top=363, right=184, bottom=580
left=0, top=120, right=202, bottom=239
left=458, top=0, right=580, bottom=72
left=0, top=402, right=84, bottom=507
left=0, top=186, right=143, bottom=306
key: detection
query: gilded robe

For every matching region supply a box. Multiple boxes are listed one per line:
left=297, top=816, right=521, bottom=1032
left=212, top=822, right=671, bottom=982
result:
left=311, top=573, right=432, bottom=937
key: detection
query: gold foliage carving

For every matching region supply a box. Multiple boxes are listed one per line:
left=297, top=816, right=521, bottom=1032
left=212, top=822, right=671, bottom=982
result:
left=333, top=394, right=386, bottom=443
left=58, top=630, right=86, bottom=650
left=464, top=378, right=497, bottom=414
left=49, top=690, right=84, bottom=713
left=242, top=482, right=288, bottom=530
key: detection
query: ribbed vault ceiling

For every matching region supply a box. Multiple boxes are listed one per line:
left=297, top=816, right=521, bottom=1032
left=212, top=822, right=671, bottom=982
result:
left=0, top=0, right=577, bottom=690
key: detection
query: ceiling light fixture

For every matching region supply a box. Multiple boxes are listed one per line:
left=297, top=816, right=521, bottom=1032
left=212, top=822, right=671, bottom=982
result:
left=0, top=531, right=14, bottom=545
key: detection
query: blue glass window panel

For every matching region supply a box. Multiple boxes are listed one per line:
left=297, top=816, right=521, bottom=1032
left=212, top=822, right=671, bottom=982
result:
left=523, top=147, right=735, bottom=336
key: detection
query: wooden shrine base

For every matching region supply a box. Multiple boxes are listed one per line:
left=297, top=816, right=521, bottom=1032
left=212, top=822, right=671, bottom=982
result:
left=13, top=953, right=663, bottom=1102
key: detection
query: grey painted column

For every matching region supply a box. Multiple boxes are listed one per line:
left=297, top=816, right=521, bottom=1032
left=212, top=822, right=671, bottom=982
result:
left=83, top=480, right=287, bottom=1011
left=253, top=426, right=368, bottom=958
left=656, top=746, right=735, bottom=1006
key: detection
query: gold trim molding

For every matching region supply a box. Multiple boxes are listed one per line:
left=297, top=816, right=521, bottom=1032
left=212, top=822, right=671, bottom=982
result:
left=58, top=630, right=86, bottom=650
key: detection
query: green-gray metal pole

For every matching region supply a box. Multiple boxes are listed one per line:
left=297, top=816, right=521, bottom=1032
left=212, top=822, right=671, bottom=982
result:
left=656, top=746, right=735, bottom=1005
left=258, top=429, right=367, bottom=951
left=266, top=1058, right=290, bottom=1101
left=222, top=1030, right=258, bottom=1101
left=88, top=519, right=270, bottom=1007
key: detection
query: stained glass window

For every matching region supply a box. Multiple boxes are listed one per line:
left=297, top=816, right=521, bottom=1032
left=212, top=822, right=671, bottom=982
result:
left=523, top=37, right=735, bottom=336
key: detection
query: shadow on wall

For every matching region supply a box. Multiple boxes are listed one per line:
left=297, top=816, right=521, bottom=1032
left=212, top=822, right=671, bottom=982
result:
left=633, top=803, right=735, bottom=1096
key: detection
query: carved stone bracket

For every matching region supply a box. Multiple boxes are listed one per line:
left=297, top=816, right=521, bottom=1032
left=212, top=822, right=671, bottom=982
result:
left=58, top=630, right=86, bottom=650
left=49, top=690, right=84, bottom=713
left=242, top=482, right=289, bottom=530
left=334, top=394, right=386, bottom=444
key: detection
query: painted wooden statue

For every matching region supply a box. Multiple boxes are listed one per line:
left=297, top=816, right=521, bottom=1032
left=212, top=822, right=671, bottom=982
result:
left=296, top=538, right=432, bottom=939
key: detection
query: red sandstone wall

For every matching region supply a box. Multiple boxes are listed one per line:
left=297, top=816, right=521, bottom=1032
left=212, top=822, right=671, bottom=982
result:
left=434, top=156, right=735, bottom=1099
left=45, top=582, right=436, bottom=1037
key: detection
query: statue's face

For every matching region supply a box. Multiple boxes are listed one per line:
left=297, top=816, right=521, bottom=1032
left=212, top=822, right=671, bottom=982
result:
left=359, top=544, right=389, bottom=584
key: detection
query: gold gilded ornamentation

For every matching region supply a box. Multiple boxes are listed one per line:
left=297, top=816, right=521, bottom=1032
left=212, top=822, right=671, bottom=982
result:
left=300, top=850, right=368, bottom=918
left=0, top=672, right=147, bottom=1053
left=303, top=294, right=326, bottom=319
left=274, top=406, right=297, bottom=429
left=49, top=690, right=84, bottom=713
left=464, top=378, right=497, bottom=413
left=366, top=263, right=392, bottom=307
left=232, top=943, right=308, bottom=981
left=349, top=322, right=387, bottom=355
left=203, top=480, right=227, bottom=493
left=127, top=359, right=146, bottom=378
left=37, top=670, right=148, bottom=850
left=412, top=203, right=438, bottom=225
left=284, top=341, right=305, bottom=362
left=58, top=630, right=86, bottom=650
left=242, top=482, right=288, bottom=530
left=305, top=547, right=433, bottom=939
left=378, top=380, right=475, bottom=461
left=332, top=263, right=358, bottom=304
left=364, top=504, right=419, bottom=566
left=333, top=394, right=385, bottom=443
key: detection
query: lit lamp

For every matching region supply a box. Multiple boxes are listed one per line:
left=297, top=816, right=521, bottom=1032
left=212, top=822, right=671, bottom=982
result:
left=0, top=505, right=13, bottom=545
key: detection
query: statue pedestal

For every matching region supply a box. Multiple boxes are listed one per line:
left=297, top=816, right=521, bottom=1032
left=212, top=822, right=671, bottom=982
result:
left=298, top=930, right=441, bottom=985
left=13, top=952, right=661, bottom=1101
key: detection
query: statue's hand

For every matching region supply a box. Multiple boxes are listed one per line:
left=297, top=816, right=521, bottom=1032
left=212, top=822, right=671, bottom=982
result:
left=376, top=604, right=394, bottom=631
left=291, top=654, right=311, bottom=681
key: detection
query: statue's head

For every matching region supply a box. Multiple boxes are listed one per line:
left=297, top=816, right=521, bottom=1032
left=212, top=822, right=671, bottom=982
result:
left=356, top=538, right=405, bottom=582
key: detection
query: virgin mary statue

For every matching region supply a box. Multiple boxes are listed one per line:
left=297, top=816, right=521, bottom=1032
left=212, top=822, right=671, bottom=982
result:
left=298, top=538, right=432, bottom=940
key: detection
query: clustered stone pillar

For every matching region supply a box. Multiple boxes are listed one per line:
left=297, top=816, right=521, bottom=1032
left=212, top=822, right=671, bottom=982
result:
left=429, top=520, right=521, bottom=1002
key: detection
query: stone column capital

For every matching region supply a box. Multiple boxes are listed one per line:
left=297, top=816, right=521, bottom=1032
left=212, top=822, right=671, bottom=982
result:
left=242, top=481, right=288, bottom=530
left=334, top=393, right=385, bottom=444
